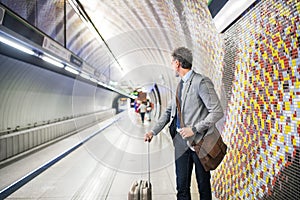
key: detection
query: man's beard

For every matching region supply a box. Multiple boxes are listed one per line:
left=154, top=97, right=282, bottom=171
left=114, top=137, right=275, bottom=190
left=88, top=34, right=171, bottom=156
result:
left=175, top=71, right=179, bottom=77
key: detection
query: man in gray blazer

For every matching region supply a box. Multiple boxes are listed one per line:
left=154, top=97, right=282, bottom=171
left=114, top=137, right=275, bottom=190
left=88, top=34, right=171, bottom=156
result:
left=144, top=47, right=224, bottom=200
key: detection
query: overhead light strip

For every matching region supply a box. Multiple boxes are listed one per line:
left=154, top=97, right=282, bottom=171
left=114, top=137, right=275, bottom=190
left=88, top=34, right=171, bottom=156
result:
left=41, top=55, right=65, bottom=68
left=212, top=0, right=256, bottom=33
left=65, top=66, right=79, bottom=75
left=0, top=33, right=35, bottom=55
left=0, top=28, right=132, bottom=98
left=79, top=72, right=90, bottom=80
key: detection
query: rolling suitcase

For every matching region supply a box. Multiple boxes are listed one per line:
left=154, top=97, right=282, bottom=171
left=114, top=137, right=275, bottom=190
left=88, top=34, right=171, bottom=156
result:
left=128, top=142, right=152, bottom=200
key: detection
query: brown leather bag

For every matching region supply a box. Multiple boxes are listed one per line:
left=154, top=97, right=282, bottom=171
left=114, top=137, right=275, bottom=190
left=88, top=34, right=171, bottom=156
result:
left=192, top=128, right=227, bottom=172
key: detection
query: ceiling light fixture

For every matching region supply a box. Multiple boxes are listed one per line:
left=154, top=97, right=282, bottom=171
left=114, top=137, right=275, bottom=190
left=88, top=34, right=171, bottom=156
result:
left=0, top=34, right=35, bottom=55
left=79, top=72, right=90, bottom=80
left=211, top=0, right=256, bottom=33
left=65, top=66, right=79, bottom=75
left=41, top=55, right=65, bottom=68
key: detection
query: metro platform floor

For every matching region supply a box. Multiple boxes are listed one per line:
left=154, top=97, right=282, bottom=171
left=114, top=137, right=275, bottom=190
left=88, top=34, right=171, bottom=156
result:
left=0, top=109, right=217, bottom=199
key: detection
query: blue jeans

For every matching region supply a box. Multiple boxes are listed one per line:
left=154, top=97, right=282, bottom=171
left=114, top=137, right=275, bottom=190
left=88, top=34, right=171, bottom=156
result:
left=175, top=147, right=212, bottom=200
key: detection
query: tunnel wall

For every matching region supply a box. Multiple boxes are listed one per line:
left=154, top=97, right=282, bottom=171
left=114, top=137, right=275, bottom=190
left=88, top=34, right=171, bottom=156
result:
left=0, top=54, right=118, bottom=133
left=0, top=53, right=119, bottom=163
left=212, top=0, right=300, bottom=199
left=0, top=109, right=115, bottom=163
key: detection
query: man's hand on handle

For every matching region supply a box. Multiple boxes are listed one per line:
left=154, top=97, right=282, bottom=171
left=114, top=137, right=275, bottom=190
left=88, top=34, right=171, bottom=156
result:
left=144, top=131, right=153, bottom=142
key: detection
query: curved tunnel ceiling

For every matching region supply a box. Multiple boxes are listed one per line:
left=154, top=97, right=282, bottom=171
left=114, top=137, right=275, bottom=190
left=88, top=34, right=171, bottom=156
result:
left=0, top=0, right=224, bottom=95
left=71, top=0, right=224, bottom=94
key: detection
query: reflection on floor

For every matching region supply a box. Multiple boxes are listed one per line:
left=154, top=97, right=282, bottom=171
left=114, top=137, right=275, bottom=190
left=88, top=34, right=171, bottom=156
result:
left=0, top=109, right=217, bottom=199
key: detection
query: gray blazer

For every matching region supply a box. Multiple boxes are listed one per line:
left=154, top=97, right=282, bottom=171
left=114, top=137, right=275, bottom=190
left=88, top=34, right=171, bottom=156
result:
left=152, top=70, right=224, bottom=145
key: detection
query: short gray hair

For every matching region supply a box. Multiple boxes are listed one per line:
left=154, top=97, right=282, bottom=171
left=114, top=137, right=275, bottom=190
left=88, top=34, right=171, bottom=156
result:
left=171, top=47, right=193, bottom=69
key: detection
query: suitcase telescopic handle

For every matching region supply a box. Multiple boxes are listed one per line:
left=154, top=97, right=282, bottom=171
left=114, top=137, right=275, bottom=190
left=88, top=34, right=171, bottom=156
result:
left=147, top=141, right=150, bottom=184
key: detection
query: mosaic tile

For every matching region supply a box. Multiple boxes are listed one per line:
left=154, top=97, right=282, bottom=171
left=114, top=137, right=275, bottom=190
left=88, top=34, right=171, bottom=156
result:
left=212, top=0, right=300, bottom=199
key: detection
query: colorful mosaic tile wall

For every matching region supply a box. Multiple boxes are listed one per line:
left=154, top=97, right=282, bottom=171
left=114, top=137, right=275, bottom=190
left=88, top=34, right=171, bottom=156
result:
left=212, top=0, right=300, bottom=199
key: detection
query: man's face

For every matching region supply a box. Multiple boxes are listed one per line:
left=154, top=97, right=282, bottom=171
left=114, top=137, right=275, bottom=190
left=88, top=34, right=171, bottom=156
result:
left=171, top=57, right=179, bottom=77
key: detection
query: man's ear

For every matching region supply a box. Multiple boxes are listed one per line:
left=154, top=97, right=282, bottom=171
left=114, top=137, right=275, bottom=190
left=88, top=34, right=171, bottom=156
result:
left=175, top=60, right=180, bottom=68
